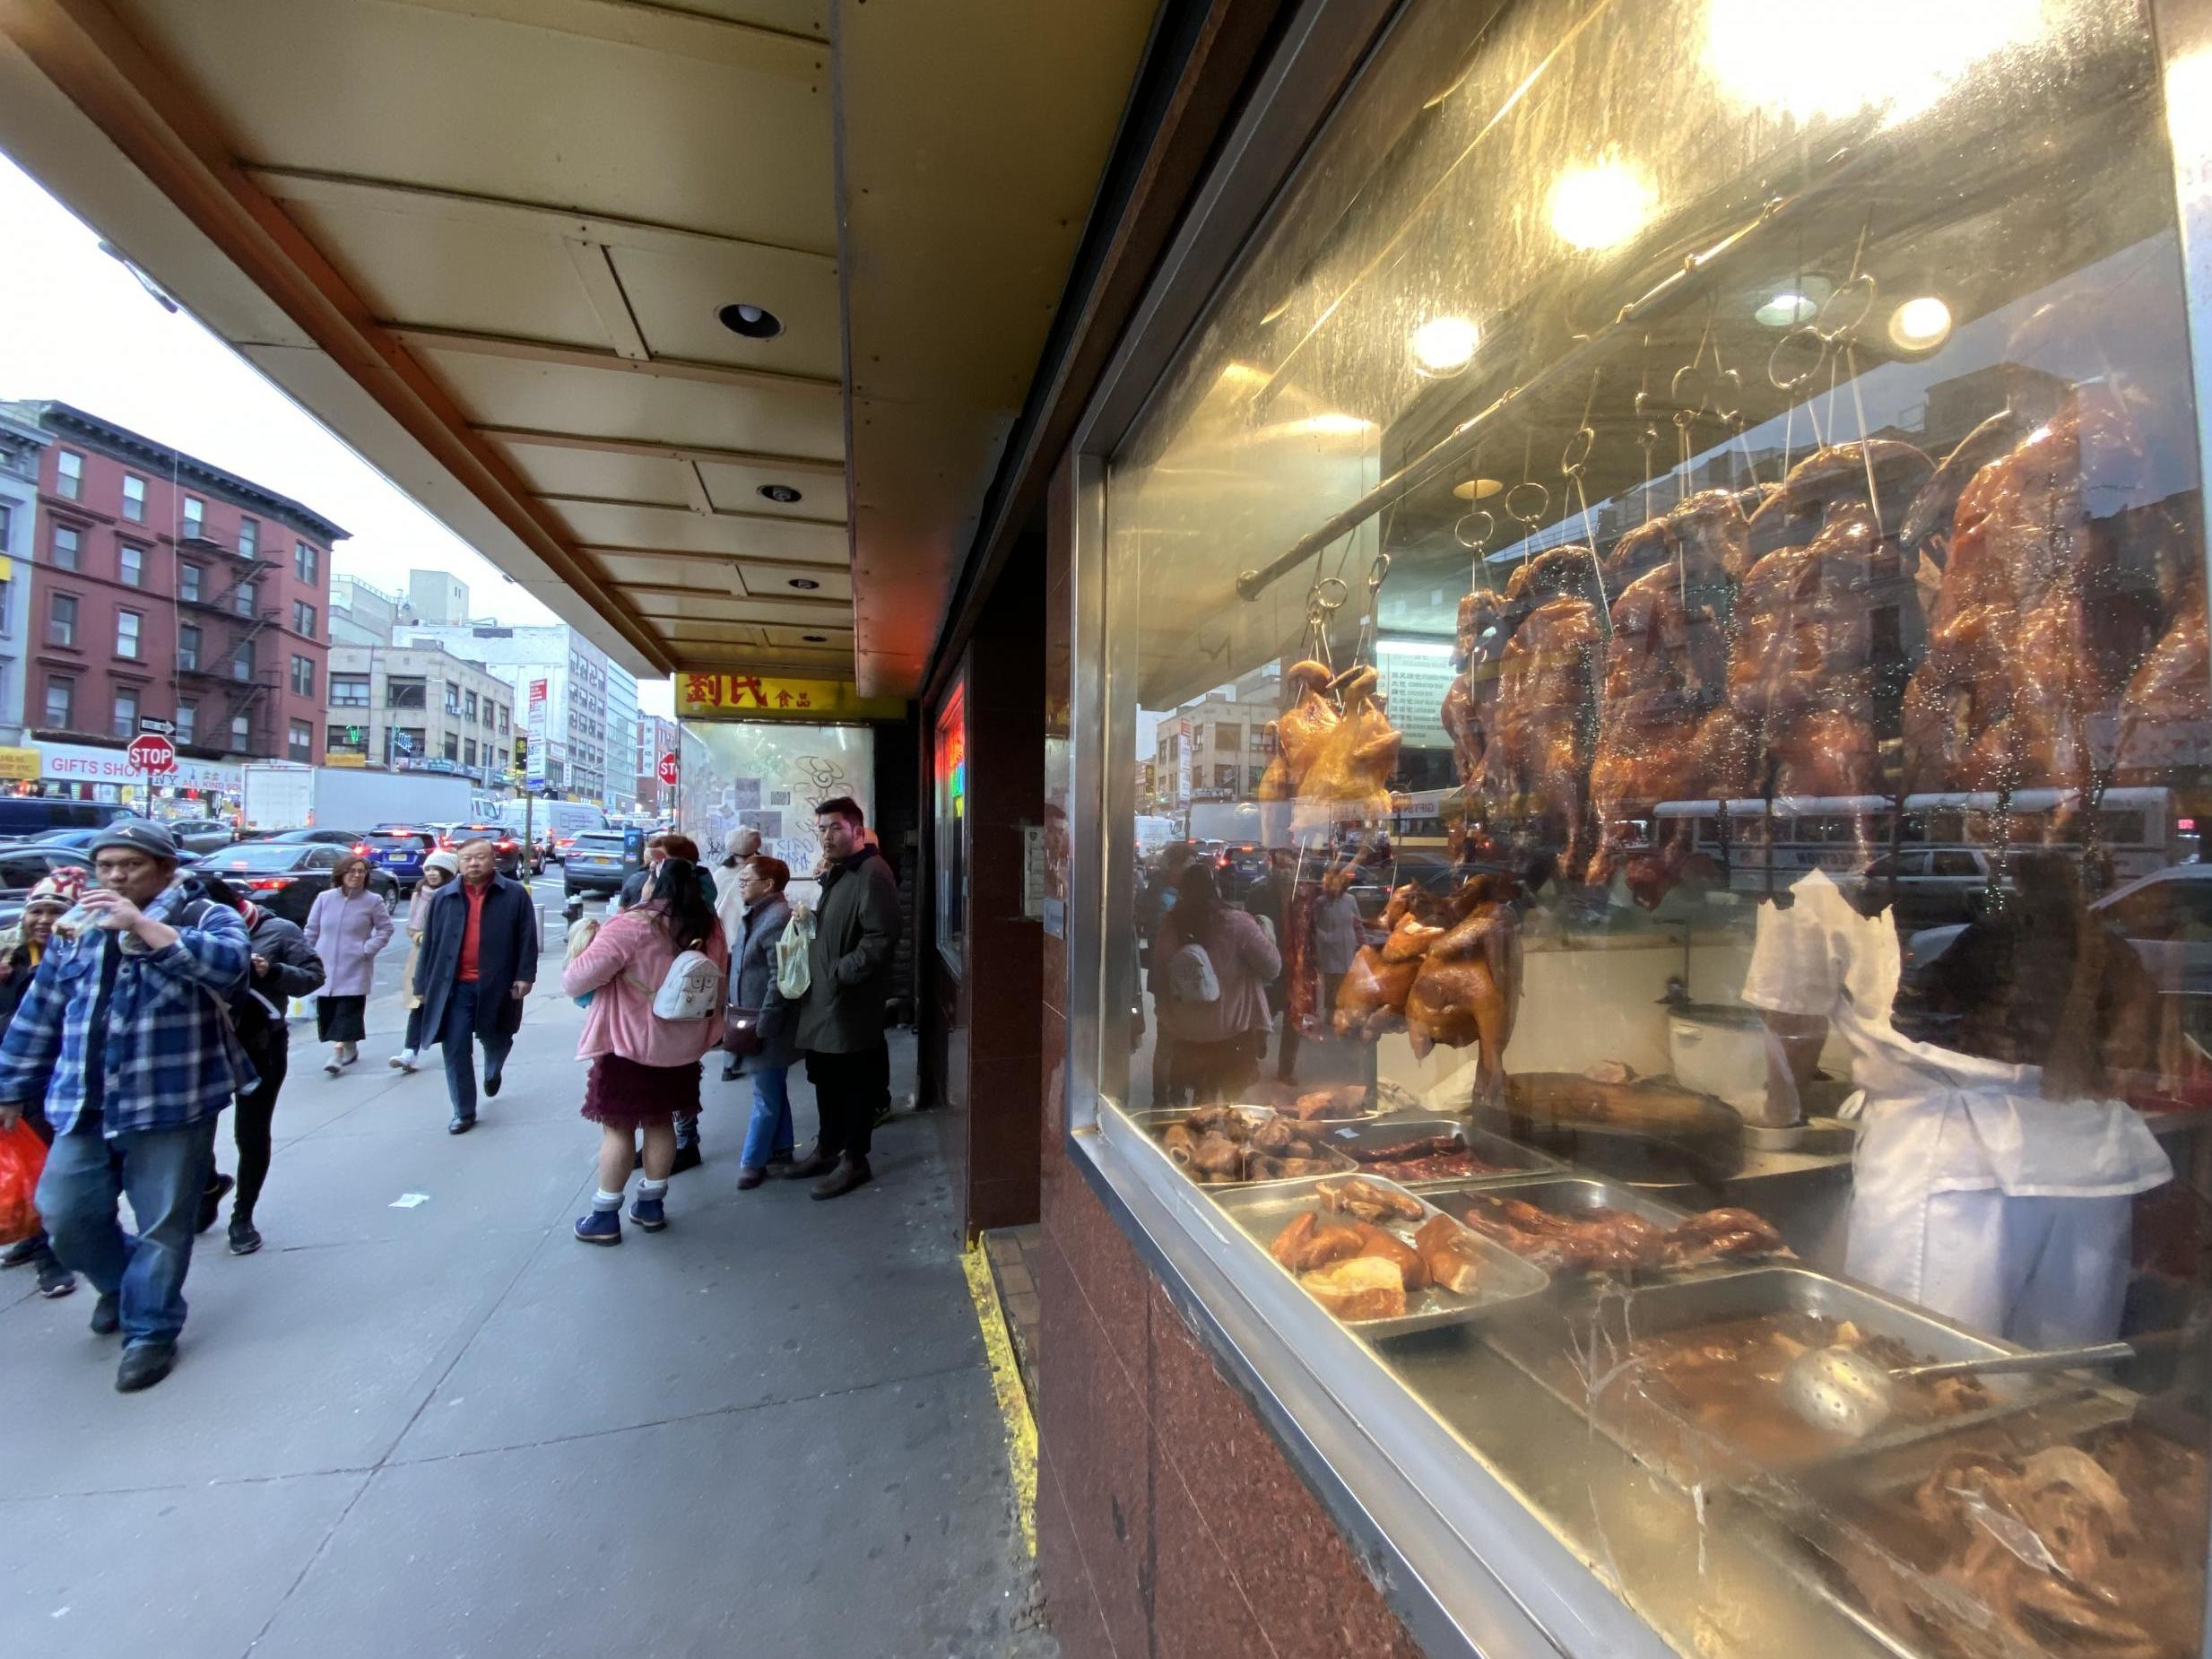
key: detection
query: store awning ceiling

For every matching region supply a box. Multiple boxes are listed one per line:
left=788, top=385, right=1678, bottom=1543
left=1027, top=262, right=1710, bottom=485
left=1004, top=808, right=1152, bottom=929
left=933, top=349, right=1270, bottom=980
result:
left=0, top=0, right=1157, bottom=695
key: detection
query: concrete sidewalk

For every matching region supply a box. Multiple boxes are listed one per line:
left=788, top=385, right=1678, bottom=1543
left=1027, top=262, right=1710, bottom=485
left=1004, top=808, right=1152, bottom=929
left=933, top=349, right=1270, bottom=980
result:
left=0, top=985, right=1046, bottom=1659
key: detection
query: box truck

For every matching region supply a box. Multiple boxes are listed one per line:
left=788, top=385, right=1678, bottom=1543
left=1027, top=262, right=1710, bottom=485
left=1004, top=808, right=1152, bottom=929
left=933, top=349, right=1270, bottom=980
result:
left=240, top=764, right=474, bottom=833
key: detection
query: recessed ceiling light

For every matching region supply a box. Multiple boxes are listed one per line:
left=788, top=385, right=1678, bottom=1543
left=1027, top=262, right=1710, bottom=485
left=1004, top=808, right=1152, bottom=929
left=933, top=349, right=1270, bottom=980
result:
left=802, top=634, right=828, bottom=643
left=1755, top=291, right=1819, bottom=328
left=1410, top=315, right=1480, bottom=378
left=758, top=483, right=802, bottom=505
left=1887, top=294, right=1953, bottom=352
left=1453, top=478, right=1505, bottom=501
left=717, top=302, right=784, bottom=339
left=788, top=578, right=820, bottom=590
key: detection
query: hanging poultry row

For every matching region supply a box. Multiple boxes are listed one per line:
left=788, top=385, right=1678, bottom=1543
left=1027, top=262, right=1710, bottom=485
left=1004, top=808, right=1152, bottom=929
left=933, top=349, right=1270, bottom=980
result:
left=1436, top=374, right=2210, bottom=896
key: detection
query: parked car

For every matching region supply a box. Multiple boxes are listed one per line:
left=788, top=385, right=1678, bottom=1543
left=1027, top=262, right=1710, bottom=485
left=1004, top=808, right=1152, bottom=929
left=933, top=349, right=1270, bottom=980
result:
left=264, top=827, right=374, bottom=848
left=1906, top=863, right=2212, bottom=997
left=197, top=839, right=397, bottom=925
left=562, top=830, right=635, bottom=899
left=437, top=821, right=533, bottom=878
left=0, top=797, right=134, bottom=841
left=1840, top=846, right=2008, bottom=934
left=160, top=816, right=236, bottom=856
left=364, top=826, right=438, bottom=892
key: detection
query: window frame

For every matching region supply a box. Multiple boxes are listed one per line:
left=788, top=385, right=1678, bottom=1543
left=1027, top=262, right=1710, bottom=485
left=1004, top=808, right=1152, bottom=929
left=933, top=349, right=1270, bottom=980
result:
left=54, top=449, right=82, bottom=499
left=115, top=609, right=143, bottom=660
left=48, top=592, right=77, bottom=648
left=120, top=473, right=146, bottom=523
left=50, top=523, right=81, bottom=571
left=42, top=675, right=73, bottom=729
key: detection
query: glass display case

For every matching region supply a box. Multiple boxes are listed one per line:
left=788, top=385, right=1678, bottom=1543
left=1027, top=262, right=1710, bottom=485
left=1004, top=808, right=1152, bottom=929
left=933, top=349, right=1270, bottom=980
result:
left=1071, top=2, right=2212, bottom=1655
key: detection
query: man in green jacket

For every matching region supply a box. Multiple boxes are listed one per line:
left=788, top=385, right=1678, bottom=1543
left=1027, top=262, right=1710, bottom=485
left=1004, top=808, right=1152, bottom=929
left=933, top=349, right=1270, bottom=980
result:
left=786, top=796, right=901, bottom=1198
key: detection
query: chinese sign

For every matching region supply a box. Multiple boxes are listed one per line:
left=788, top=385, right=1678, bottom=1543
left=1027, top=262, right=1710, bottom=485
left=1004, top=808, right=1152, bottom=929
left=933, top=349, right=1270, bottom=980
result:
left=676, top=674, right=906, bottom=721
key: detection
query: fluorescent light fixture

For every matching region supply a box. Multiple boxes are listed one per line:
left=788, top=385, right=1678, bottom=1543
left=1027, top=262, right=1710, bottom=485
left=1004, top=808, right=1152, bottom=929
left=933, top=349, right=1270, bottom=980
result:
left=1887, top=295, right=1954, bottom=351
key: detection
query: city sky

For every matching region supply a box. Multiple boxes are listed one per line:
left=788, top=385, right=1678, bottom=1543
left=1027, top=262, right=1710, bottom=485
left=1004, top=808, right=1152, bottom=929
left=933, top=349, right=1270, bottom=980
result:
left=0, top=152, right=676, bottom=718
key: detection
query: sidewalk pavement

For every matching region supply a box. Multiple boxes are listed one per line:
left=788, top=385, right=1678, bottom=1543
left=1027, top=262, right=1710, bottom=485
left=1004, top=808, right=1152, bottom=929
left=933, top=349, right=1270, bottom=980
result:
left=0, top=982, right=1049, bottom=1659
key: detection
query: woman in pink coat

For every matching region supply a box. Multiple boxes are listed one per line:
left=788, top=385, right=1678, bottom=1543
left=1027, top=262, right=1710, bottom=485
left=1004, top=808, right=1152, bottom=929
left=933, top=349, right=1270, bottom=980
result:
left=560, top=858, right=728, bottom=1243
left=303, top=856, right=395, bottom=1076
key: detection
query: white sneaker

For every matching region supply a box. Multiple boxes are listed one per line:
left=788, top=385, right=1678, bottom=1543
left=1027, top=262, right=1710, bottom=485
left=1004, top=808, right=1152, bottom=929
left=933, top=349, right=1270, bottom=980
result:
left=387, top=1049, right=419, bottom=1073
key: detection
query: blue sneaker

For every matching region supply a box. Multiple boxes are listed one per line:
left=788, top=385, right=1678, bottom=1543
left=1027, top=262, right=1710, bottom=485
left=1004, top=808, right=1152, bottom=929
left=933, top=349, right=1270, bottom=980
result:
left=628, top=1192, right=667, bottom=1232
left=573, top=1208, right=621, bottom=1246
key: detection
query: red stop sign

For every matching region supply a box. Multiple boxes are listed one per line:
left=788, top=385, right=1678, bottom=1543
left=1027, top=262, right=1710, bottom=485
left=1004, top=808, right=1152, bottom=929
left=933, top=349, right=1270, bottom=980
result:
left=126, top=734, right=177, bottom=775
left=656, top=751, right=679, bottom=786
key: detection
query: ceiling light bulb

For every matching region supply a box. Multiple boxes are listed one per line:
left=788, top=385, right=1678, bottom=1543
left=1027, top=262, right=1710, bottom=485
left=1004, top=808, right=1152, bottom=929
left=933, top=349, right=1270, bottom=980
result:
left=1888, top=295, right=1953, bottom=351
left=1410, top=315, right=1480, bottom=377
left=1755, top=291, right=1819, bottom=328
left=1548, top=160, right=1654, bottom=251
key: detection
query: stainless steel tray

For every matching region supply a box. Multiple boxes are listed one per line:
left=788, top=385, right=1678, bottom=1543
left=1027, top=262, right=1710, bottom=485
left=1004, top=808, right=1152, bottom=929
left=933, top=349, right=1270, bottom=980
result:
left=1314, top=1119, right=1568, bottom=1188
left=1485, top=1266, right=2057, bottom=1488
left=1429, top=1174, right=1689, bottom=1230
left=1129, top=1107, right=1358, bottom=1188
left=1212, top=1174, right=1551, bottom=1339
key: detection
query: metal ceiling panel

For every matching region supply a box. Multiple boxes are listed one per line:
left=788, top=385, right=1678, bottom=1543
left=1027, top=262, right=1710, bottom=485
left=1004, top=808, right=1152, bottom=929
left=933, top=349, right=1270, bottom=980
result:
left=499, top=444, right=695, bottom=507
left=664, top=0, right=828, bottom=36
left=113, top=0, right=837, bottom=250
left=606, top=243, right=840, bottom=378
left=736, top=561, right=852, bottom=601
left=550, top=499, right=846, bottom=563
left=695, top=459, right=846, bottom=520
left=417, top=349, right=846, bottom=460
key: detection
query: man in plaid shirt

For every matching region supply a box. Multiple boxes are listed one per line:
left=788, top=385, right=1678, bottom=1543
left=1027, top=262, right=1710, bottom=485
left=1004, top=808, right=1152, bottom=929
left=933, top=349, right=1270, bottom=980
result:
left=0, top=822, right=251, bottom=1392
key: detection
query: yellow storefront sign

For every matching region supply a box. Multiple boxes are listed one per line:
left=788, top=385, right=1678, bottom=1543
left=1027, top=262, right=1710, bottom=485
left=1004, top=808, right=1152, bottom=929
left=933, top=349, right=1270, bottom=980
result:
left=0, top=745, right=39, bottom=779
left=676, top=674, right=906, bottom=721
left=325, top=752, right=367, bottom=768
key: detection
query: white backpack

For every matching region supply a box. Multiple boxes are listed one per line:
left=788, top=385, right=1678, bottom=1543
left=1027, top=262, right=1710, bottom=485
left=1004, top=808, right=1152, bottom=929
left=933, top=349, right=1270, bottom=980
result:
left=652, top=948, right=724, bottom=1021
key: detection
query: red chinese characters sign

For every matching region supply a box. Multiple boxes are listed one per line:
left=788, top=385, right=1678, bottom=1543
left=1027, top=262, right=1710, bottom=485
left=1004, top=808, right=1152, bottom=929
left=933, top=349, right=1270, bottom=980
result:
left=675, top=675, right=906, bottom=722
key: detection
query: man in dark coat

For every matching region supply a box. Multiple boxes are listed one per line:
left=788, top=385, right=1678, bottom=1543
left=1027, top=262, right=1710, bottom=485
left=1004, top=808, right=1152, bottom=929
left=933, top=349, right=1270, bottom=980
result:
left=785, top=796, right=901, bottom=1199
left=414, top=838, right=539, bottom=1134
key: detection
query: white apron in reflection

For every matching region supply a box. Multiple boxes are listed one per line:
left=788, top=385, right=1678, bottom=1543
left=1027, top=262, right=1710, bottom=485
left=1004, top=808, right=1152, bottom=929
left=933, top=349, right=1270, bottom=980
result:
left=1741, top=870, right=2170, bottom=1347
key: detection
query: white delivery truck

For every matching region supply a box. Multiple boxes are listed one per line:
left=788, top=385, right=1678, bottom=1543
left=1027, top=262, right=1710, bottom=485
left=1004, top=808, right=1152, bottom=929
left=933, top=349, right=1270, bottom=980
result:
left=239, top=764, right=473, bottom=833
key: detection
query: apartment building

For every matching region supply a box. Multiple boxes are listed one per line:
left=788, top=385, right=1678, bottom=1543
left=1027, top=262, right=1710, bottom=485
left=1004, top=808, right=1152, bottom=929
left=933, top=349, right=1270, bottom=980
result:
left=325, top=643, right=515, bottom=787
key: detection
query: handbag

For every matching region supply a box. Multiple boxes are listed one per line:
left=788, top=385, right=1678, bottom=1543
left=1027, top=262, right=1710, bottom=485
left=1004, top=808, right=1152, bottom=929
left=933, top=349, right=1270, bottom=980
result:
left=724, top=1008, right=764, bottom=1057
left=652, top=947, right=724, bottom=1021
left=776, top=905, right=814, bottom=1001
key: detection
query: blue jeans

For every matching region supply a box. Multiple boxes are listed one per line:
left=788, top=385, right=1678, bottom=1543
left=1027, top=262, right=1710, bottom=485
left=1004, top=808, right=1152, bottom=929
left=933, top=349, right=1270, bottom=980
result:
left=439, top=982, right=513, bottom=1122
left=739, top=1064, right=794, bottom=1171
left=38, top=1116, right=218, bottom=1347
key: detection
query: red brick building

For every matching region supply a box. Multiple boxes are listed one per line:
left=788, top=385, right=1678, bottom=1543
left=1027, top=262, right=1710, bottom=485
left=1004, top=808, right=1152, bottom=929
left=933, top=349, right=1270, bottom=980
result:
left=12, top=403, right=343, bottom=766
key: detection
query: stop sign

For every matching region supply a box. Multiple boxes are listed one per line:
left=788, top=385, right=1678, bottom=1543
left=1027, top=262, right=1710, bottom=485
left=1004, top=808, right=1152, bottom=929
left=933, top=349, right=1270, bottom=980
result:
left=126, top=733, right=177, bottom=775
left=656, top=751, right=679, bottom=786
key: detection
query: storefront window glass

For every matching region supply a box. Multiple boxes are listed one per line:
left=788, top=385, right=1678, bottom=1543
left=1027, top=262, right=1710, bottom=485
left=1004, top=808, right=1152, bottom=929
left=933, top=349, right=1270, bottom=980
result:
left=1095, top=3, right=2212, bottom=1655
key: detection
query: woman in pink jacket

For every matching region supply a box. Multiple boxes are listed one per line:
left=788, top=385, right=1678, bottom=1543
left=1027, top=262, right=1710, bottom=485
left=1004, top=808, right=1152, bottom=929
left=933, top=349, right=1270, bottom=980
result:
left=561, top=858, right=728, bottom=1243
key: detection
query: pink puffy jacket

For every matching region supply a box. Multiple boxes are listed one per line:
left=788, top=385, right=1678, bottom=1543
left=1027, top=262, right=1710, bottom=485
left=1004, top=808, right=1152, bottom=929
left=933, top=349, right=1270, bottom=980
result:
left=560, top=902, right=729, bottom=1068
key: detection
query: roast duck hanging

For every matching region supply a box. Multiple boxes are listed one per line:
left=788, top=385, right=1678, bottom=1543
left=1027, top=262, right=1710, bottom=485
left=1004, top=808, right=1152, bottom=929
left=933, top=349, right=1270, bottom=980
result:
left=1258, top=658, right=1402, bottom=838
left=1333, top=874, right=1521, bottom=1105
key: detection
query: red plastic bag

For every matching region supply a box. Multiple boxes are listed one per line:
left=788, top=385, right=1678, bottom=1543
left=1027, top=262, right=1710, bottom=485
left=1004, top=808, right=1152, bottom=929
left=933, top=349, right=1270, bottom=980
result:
left=0, top=1116, right=47, bottom=1245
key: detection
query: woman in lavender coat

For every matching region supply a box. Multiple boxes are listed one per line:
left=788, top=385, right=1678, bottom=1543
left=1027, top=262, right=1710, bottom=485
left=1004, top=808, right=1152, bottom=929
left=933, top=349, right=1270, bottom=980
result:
left=304, top=855, right=395, bottom=1075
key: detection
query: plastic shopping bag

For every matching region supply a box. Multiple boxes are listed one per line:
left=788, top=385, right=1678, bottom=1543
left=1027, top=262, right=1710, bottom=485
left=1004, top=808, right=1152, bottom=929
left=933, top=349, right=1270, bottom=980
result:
left=776, top=903, right=814, bottom=1002
left=0, top=1116, right=48, bottom=1246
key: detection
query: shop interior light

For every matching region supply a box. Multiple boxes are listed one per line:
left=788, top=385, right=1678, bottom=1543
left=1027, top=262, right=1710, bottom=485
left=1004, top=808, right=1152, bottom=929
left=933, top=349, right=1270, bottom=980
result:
left=717, top=301, right=784, bottom=338
left=1705, top=0, right=2043, bottom=124
left=1755, top=291, right=1819, bottom=328
left=1453, top=477, right=1505, bottom=500
left=1548, top=160, right=1654, bottom=251
left=1888, top=294, right=1954, bottom=352
left=757, top=483, right=803, bottom=504
left=787, top=577, right=821, bottom=590
left=1409, top=315, right=1480, bottom=377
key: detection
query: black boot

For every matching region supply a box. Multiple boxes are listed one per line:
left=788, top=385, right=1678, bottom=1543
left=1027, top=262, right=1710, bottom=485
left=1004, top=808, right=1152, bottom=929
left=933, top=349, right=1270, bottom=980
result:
left=784, top=1142, right=837, bottom=1179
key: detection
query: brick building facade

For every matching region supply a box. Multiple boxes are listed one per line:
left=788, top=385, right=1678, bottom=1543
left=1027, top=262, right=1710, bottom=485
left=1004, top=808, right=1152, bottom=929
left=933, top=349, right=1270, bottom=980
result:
left=4, top=402, right=343, bottom=767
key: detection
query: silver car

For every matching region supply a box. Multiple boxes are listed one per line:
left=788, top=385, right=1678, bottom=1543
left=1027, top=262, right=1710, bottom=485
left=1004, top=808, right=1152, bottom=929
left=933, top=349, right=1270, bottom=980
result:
left=163, top=816, right=237, bottom=856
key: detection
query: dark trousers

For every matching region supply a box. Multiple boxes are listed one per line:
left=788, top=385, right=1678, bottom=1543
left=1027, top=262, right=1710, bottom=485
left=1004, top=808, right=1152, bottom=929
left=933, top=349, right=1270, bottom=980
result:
left=232, top=1040, right=287, bottom=1222
left=805, top=1044, right=889, bottom=1160
left=439, top=982, right=513, bottom=1122
left=403, top=1003, right=426, bottom=1052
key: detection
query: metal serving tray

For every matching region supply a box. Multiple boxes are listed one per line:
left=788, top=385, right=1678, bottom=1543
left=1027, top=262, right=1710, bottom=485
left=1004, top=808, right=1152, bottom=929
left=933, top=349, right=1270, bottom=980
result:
left=1428, top=1174, right=1689, bottom=1231
left=1314, top=1119, right=1568, bottom=1188
left=1212, top=1173, right=1551, bottom=1339
left=1129, top=1107, right=1358, bottom=1189
left=1485, top=1266, right=2052, bottom=1489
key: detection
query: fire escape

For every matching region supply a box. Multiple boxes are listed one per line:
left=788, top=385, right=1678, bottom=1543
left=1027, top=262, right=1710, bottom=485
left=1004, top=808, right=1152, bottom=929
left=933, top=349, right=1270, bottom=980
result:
left=176, top=525, right=280, bottom=756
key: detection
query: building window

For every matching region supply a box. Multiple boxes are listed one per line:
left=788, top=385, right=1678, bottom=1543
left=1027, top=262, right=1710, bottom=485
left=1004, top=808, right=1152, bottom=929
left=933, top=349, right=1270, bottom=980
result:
left=290, top=654, right=315, bottom=696
left=293, top=599, right=316, bottom=637
left=48, top=593, right=76, bottom=648
left=230, top=714, right=249, bottom=749
left=464, top=738, right=478, bottom=768
left=178, top=625, right=201, bottom=672
left=444, top=681, right=461, bottom=715
left=116, top=611, right=142, bottom=659
left=499, top=706, right=509, bottom=734
left=327, top=720, right=369, bottom=754
left=231, top=640, right=254, bottom=682
left=235, top=579, right=257, bottom=619
left=387, top=676, right=426, bottom=710
left=55, top=450, right=82, bottom=499
left=331, top=674, right=370, bottom=708
left=43, top=677, right=73, bottom=729
left=1214, top=763, right=1237, bottom=788
left=294, top=542, right=317, bottom=583
left=176, top=703, right=195, bottom=743
left=178, top=562, right=202, bottom=603
left=395, top=727, right=425, bottom=761
left=118, top=543, right=143, bottom=586
left=288, top=719, right=312, bottom=763
left=181, top=496, right=204, bottom=539
left=51, top=524, right=80, bottom=571
left=238, top=517, right=257, bottom=557
left=112, top=689, right=137, bottom=740
left=122, top=474, right=146, bottom=523
left=443, top=732, right=460, bottom=762
left=464, top=690, right=478, bottom=721
left=1215, top=722, right=1243, bottom=751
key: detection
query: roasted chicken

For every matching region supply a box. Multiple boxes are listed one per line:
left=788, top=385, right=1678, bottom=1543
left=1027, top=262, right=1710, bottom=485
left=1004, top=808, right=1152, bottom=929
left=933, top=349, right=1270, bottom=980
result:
left=1297, top=664, right=1401, bottom=822
left=1403, top=875, right=1520, bottom=1102
left=1477, top=548, right=1605, bottom=880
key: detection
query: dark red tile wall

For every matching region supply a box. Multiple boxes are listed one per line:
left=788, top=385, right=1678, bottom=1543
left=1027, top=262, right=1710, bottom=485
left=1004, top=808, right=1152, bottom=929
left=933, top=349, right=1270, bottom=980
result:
left=1034, top=456, right=1425, bottom=1658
